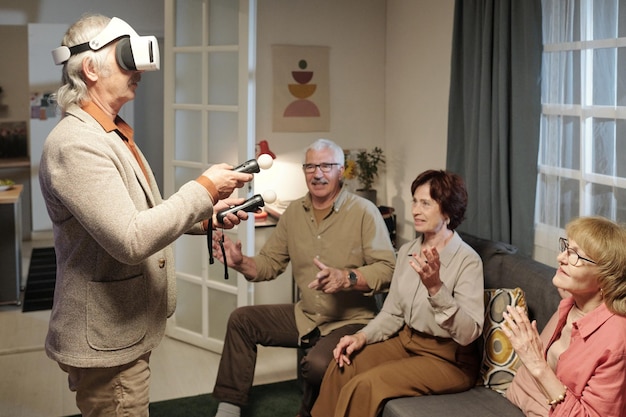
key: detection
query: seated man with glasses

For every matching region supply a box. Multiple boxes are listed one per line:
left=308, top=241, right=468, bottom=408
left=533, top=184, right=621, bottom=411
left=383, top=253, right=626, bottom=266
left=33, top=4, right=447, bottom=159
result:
left=210, top=138, right=396, bottom=417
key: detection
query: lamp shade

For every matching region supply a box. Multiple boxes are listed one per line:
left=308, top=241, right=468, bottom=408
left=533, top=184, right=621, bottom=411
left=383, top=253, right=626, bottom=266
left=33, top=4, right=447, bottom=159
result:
left=256, top=140, right=276, bottom=159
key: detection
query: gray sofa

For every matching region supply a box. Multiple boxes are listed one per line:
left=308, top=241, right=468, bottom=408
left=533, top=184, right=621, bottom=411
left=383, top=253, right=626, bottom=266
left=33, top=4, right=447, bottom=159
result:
left=382, top=232, right=562, bottom=417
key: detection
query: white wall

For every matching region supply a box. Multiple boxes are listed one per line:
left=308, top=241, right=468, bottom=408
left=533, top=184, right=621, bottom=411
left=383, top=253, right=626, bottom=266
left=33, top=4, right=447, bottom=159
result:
left=253, top=0, right=387, bottom=202
left=253, top=0, right=455, bottom=246
left=385, top=0, right=455, bottom=244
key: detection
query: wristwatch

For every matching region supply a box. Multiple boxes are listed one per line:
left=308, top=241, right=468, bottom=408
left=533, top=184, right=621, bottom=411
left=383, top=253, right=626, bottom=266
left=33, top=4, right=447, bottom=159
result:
left=347, top=270, right=358, bottom=288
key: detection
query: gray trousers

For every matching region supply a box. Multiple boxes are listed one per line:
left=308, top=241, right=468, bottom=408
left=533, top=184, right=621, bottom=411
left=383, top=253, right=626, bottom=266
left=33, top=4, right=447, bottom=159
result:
left=212, top=303, right=364, bottom=417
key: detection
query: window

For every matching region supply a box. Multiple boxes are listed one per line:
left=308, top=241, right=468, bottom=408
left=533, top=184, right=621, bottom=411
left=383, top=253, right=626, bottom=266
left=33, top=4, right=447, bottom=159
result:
left=534, top=0, right=626, bottom=264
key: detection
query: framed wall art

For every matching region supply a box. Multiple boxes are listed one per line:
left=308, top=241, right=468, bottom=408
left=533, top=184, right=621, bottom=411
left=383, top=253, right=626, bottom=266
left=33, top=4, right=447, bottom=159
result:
left=272, top=45, right=330, bottom=132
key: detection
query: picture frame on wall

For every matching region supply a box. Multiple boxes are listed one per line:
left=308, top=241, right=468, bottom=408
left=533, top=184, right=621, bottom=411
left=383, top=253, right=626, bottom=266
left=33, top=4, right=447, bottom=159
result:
left=272, top=45, right=330, bottom=132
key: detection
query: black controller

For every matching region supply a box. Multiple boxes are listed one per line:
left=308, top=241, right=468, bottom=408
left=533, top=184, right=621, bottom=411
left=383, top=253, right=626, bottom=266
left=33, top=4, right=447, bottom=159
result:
left=209, top=157, right=273, bottom=276
left=216, top=194, right=266, bottom=224
left=233, top=159, right=261, bottom=174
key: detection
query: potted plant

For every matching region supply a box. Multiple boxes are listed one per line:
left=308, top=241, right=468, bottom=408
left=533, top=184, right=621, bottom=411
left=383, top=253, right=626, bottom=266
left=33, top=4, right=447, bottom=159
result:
left=344, top=147, right=385, bottom=204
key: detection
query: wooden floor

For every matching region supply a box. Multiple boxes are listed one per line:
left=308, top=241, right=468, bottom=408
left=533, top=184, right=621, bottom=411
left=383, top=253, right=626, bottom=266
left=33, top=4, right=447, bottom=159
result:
left=0, top=240, right=297, bottom=417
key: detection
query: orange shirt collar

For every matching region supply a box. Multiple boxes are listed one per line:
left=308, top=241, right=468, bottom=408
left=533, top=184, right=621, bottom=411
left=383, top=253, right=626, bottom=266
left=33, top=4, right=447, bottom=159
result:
left=81, top=101, right=134, bottom=142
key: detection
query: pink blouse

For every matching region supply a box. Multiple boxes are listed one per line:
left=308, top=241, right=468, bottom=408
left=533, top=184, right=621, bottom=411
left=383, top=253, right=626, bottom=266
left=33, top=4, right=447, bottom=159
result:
left=507, top=297, right=626, bottom=417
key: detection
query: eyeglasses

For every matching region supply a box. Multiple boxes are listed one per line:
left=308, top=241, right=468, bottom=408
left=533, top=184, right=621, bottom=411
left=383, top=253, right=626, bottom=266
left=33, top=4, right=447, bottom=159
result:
left=302, top=163, right=340, bottom=173
left=559, top=237, right=596, bottom=266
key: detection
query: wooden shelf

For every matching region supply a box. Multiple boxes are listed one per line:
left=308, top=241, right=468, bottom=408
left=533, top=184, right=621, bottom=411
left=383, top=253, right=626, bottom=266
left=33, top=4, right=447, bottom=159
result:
left=0, top=157, right=30, bottom=169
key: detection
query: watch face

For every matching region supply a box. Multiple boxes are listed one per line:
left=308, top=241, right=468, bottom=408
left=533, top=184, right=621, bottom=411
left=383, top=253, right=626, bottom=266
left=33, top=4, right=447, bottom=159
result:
left=349, top=270, right=357, bottom=286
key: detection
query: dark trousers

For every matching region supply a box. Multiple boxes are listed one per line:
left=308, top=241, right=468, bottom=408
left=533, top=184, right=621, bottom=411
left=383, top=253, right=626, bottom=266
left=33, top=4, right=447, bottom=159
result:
left=212, top=304, right=364, bottom=417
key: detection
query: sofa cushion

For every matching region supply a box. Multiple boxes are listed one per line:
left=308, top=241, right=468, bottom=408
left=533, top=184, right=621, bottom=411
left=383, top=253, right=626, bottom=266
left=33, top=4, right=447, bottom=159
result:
left=458, top=232, right=517, bottom=290
left=480, top=288, right=526, bottom=393
left=498, top=254, right=559, bottom=331
left=382, top=387, right=524, bottom=417
left=459, top=231, right=559, bottom=332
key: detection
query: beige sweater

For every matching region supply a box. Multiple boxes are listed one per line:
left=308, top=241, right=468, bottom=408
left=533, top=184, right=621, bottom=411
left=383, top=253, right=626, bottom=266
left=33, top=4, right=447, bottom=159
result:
left=252, top=187, right=397, bottom=340
left=40, top=105, right=210, bottom=368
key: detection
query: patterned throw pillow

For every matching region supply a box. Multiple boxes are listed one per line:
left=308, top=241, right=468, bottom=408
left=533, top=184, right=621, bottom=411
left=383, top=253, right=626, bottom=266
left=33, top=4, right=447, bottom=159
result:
left=480, top=287, right=527, bottom=394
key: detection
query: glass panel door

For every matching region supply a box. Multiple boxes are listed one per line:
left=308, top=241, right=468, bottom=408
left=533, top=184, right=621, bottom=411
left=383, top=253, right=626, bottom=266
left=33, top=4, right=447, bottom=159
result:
left=163, top=0, right=256, bottom=352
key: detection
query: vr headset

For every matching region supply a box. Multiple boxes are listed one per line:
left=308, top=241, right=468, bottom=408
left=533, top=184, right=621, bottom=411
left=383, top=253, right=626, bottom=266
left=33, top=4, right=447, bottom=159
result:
left=51, top=17, right=160, bottom=71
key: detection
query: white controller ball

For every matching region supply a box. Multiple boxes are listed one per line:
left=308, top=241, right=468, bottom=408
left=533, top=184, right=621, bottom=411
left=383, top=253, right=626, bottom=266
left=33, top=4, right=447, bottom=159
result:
left=257, top=153, right=274, bottom=170
left=262, top=190, right=277, bottom=204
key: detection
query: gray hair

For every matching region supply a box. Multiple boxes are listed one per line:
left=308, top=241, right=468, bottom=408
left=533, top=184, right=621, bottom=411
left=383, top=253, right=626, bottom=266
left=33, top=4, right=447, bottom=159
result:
left=305, top=138, right=345, bottom=166
left=53, top=14, right=113, bottom=111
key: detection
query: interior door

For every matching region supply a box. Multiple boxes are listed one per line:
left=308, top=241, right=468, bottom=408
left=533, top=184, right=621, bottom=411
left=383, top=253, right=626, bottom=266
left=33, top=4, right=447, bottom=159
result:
left=163, top=0, right=257, bottom=352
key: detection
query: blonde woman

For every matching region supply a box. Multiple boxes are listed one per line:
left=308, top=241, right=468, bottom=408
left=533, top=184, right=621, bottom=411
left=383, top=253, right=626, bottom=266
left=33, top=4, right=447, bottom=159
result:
left=504, top=216, right=626, bottom=417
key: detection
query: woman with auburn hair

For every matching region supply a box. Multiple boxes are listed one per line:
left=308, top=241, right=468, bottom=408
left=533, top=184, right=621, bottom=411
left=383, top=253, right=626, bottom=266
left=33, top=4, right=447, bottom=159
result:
left=504, top=216, right=626, bottom=417
left=311, top=169, right=485, bottom=417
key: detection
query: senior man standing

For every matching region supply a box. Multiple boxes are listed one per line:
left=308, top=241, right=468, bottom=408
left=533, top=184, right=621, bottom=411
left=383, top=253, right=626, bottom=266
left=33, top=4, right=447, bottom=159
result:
left=40, top=14, right=252, bottom=416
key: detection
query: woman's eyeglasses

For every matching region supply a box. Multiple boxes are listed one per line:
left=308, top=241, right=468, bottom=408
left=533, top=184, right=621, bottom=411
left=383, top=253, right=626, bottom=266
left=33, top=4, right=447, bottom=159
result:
left=559, top=237, right=597, bottom=266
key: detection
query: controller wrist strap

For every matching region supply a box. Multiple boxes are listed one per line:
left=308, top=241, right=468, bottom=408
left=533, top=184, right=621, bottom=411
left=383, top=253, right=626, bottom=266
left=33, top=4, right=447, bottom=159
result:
left=207, top=218, right=229, bottom=279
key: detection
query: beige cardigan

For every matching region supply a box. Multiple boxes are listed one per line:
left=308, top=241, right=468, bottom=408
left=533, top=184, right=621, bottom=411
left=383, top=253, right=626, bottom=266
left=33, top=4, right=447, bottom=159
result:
left=40, top=105, right=211, bottom=368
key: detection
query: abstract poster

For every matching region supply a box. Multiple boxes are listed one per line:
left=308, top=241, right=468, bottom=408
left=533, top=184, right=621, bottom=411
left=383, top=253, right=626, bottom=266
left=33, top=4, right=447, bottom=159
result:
left=272, top=45, right=330, bottom=132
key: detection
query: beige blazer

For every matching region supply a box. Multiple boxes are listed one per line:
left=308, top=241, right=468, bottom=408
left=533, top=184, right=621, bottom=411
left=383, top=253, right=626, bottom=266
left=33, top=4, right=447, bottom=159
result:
left=39, top=105, right=212, bottom=368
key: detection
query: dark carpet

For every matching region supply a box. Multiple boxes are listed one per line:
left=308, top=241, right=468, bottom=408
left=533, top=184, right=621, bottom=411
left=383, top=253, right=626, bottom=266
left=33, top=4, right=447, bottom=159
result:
left=65, top=379, right=302, bottom=417
left=22, top=247, right=56, bottom=312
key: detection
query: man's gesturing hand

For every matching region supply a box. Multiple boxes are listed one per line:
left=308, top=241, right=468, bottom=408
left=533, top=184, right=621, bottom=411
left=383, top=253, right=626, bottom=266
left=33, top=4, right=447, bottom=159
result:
left=308, top=258, right=349, bottom=293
